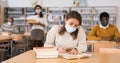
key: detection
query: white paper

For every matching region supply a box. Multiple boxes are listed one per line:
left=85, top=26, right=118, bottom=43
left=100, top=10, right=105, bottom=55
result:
left=59, top=53, right=93, bottom=59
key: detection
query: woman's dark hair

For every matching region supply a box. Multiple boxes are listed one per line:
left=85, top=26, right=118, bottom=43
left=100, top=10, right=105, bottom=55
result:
left=100, top=12, right=109, bottom=20
left=59, top=11, right=82, bottom=40
left=34, top=5, right=43, bottom=18
left=66, top=11, right=82, bottom=25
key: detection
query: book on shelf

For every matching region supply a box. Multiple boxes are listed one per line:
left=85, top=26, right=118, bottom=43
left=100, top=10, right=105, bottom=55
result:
left=33, top=47, right=58, bottom=59
left=8, top=11, right=22, bottom=14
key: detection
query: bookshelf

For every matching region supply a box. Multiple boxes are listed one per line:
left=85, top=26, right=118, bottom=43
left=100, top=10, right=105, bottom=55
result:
left=47, top=7, right=69, bottom=29
left=4, top=7, right=25, bottom=33
left=0, top=5, right=1, bottom=25
left=4, top=6, right=117, bottom=34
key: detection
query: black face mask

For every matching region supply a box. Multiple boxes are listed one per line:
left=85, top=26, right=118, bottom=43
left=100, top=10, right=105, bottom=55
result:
left=101, top=20, right=109, bottom=27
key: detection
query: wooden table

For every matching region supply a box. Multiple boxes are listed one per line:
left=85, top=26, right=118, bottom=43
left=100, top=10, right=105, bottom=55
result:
left=0, top=34, right=24, bottom=57
left=0, top=35, right=13, bottom=57
left=2, top=49, right=120, bottom=63
left=1, top=50, right=97, bottom=63
left=0, top=35, right=11, bottom=43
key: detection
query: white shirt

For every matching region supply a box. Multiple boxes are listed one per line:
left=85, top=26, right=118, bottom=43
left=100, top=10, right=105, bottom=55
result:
left=99, top=23, right=109, bottom=29
left=27, top=15, right=48, bottom=30
left=44, top=25, right=87, bottom=53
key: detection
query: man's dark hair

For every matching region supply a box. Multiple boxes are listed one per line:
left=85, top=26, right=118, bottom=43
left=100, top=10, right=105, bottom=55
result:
left=100, top=12, right=109, bottom=20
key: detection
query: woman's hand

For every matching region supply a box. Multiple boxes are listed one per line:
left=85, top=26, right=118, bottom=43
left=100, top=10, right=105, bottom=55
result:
left=68, top=48, right=79, bottom=54
left=57, top=48, right=66, bottom=53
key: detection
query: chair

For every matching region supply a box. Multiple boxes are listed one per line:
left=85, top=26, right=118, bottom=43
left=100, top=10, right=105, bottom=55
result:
left=93, top=41, right=116, bottom=53
left=0, top=49, right=6, bottom=62
left=99, top=48, right=120, bottom=63
left=12, top=34, right=27, bottom=55
left=87, top=40, right=99, bottom=52
left=23, top=32, right=31, bottom=50
left=0, top=38, right=11, bottom=59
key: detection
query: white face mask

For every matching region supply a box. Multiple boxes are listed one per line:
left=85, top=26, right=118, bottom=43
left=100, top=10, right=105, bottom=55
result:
left=8, top=22, right=12, bottom=25
left=35, top=10, right=41, bottom=14
left=65, top=24, right=76, bottom=33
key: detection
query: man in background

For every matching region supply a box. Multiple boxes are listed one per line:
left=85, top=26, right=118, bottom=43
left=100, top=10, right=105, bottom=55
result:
left=0, top=17, right=18, bottom=34
left=87, top=12, right=120, bottom=42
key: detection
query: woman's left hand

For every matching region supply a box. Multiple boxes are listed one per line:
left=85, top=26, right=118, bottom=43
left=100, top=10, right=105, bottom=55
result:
left=68, top=48, right=79, bottom=54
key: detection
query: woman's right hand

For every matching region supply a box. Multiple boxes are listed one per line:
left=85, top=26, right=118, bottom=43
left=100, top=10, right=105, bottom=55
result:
left=57, top=48, right=66, bottom=53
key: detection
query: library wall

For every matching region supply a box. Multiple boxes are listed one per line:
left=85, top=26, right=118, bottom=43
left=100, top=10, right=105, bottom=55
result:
left=4, top=6, right=117, bottom=34
left=87, top=0, right=120, bottom=6
left=7, top=0, right=120, bottom=7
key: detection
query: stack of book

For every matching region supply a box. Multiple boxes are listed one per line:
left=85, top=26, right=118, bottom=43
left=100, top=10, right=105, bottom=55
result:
left=33, top=47, right=58, bottom=58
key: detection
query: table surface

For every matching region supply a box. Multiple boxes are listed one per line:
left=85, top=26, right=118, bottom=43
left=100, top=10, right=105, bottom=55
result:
left=2, top=50, right=120, bottom=63
left=1, top=50, right=96, bottom=63
left=0, top=35, right=11, bottom=42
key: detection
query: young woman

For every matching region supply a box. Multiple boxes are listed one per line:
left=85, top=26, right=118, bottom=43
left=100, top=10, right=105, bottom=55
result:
left=44, top=11, right=87, bottom=54
left=27, top=5, right=48, bottom=47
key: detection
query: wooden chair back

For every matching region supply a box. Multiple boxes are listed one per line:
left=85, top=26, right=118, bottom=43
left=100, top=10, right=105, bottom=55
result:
left=99, top=48, right=120, bottom=63
left=94, top=41, right=116, bottom=53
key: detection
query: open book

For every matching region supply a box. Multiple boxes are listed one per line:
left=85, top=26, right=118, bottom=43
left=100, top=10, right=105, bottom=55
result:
left=33, top=47, right=93, bottom=59
left=33, top=47, right=58, bottom=58
left=59, top=53, right=93, bottom=59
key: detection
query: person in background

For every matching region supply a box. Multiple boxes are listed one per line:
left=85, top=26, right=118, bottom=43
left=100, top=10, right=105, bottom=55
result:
left=87, top=12, right=120, bottom=41
left=0, top=17, right=18, bottom=34
left=27, top=5, right=48, bottom=47
left=60, top=12, right=68, bottom=25
left=44, top=11, right=87, bottom=54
